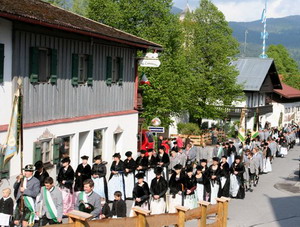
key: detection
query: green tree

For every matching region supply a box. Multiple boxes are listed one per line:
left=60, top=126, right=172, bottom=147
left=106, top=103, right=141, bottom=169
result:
left=72, top=0, right=89, bottom=16
left=43, top=0, right=70, bottom=9
left=267, top=44, right=300, bottom=76
left=183, top=0, right=243, bottom=126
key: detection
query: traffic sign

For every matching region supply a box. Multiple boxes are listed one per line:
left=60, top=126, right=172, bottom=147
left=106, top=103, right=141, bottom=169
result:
left=148, top=126, right=165, bottom=133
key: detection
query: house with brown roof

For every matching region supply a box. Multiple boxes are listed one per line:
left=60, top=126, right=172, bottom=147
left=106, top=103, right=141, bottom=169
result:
left=0, top=0, right=161, bottom=181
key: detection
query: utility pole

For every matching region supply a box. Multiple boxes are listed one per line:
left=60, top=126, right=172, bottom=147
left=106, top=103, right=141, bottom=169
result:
left=260, top=0, right=268, bottom=58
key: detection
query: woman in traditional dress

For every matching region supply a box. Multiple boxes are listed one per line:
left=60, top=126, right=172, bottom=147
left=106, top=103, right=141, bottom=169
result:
left=146, top=149, right=157, bottom=183
left=199, top=159, right=210, bottom=201
left=149, top=167, right=168, bottom=214
left=207, top=157, right=221, bottom=205
left=136, top=150, right=148, bottom=174
left=108, top=153, right=125, bottom=201
left=263, top=143, right=272, bottom=173
left=156, top=146, right=170, bottom=181
left=168, top=164, right=185, bottom=213
left=130, top=173, right=150, bottom=217
left=124, top=151, right=136, bottom=199
left=183, top=167, right=197, bottom=209
left=74, top=156, right=91, bottom=192
left=91, top=155, right=108, bottom=200
left=218, top=156, right=230, bottom=198
left=229, top=156, right=245, bottom=199
left=195, top=165, right=206, bottom=202
left=57, top=157, right=75, bottom=215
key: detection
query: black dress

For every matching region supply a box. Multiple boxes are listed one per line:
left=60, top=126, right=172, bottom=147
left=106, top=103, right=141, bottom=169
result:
left=109, top=160, right=125, bottom=179
left=218, top=162, right=230, bottom=197
left=33, top=169, right=49, bottom=187
left=184, top=175, right=197, bottom=195
left=133, top=182, right=150, bottom=207
left=150, top=176, right=168, bottom=199
left=124, top=158, right=136, bottom=176
left=169, top=172, right=185, bottom=197
left=0, top=197, right=14, bottom=215
left=135, top=156, right=148, bottom=173
left=74, top=163, right=92, bottom=191
left=110, top=199, right=127, bottom=217
left=156, top=153, right=170, bottom=180
left=230, top=162, right=245, bottom=199
left=195, top=174, right=206, bottom=201
left=207, top=165, right=221, bottom=203
left=57, top=165, right=75, bottom=192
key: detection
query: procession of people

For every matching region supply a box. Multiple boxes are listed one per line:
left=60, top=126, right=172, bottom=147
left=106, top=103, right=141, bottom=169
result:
left=0, top=123, right=299, bottom=226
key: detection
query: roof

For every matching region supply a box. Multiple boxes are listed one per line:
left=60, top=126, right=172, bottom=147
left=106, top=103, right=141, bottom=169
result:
left=231, top=58, right=276, bottom=91
left=274, top=80, right=300, bottom=99
left=0, top=0, right=162, bottom=50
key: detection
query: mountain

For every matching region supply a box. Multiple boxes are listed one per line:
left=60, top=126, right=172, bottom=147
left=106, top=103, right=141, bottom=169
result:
left=171, top=6, right=182, bottom=15
left=229, top=15, right=300, bottom=66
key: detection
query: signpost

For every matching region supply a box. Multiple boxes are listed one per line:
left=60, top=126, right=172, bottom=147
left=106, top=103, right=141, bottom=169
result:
left=148, top=126, right=165, bottom=133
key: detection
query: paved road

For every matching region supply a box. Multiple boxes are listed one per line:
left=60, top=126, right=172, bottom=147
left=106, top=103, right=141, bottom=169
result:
left=227, top=145, right=300, bottom=227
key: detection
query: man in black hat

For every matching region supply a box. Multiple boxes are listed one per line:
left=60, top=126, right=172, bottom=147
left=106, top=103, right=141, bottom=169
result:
left=34, top=161, right=49, bottom=187
left=91, top=155, right=108, bottom=200
left=149, top=167, right=168, bottom=214
left=130, top=173, right=149, bottom=216
left=135, top=150, right=148, bottom=174
left=74, top=156, right=92, bottom=192
left=57, top=157, right=75, bottom=215
left=124, top=151, right=136, bottom=199
left=14, top=164, right=40, bottom=227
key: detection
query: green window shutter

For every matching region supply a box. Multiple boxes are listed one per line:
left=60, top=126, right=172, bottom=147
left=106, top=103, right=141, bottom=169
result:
left=53, top=138, right=62, bottom=165
left=118, top=57, right=124, bottom=86
left=50, top=49, right=58, bottom=84
left=0, top=151, right=10, bottom=178
left=87, top=55, right=93, bottom=86
left=29, top=47, right=39, bottom=83
left=72, top=54, right=79, bottom=86
left=33, top=142, right=42, bottom=164
left=106, top=56, right=112, bottom=85
left=0, top=43, right=4, bottom=83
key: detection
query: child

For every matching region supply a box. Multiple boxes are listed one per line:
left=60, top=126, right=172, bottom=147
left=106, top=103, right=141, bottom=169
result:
left=0, top=188, right=14, bottom=227
left=110, top=191, right=126, bottom=218
left=99, top=197, right=110, bottom=219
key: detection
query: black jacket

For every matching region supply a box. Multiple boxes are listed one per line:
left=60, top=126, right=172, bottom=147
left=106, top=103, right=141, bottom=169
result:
left=57, top=165, right=75, bottom=191
left=156, top=153, right=170, bottom=167
left=101, top=203, right=111, bottom=218
left=150, top=176, right=168, bottom=199
left=135, top=156, right=148, bottom=171
left=147, top=156, right=157, bottom=169
left=0, top=197, right=13, bottom=215
left=219, top=162, right=230, bottom=178
left=169, top=172, right=185, bottom=195
left=34, top=169, right=49, bottom=187
left=124, top=158, right=136, bottom=175
left=74, top=164, right=92, bottom=191
left=184, top=175, right=197, bottom=195
left=111, top=199, right=126, bottom=217
left=133, top=182, right=150, bottom=206
left=92, top=163, right=106, bottom=178
left=109, top=161, right=124, bottom=179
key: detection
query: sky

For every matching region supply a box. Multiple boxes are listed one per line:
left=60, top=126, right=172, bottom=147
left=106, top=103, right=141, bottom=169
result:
left=173, top=0, right=300, bottom=22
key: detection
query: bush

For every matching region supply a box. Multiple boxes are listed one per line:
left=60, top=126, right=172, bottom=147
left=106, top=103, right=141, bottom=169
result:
left=177, top=123, right=201, bottom=135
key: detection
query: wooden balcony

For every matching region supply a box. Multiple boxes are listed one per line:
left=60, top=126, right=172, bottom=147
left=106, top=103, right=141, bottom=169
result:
left=220, top=105, right=273, bottom=118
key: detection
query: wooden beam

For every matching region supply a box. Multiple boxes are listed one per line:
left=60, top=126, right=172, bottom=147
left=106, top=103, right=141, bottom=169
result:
left=175, top=206, right=189, bottom=227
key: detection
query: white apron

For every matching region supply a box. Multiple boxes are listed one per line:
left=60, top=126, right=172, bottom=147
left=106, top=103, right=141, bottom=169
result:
left=210, top=181, right=219, bottom=205
left=168, top=194, right=182, bottom=213
left=263, top=157, right=272, bottom=173
left=184, top=194, right=197, bottom=209
left=150, top=197, right=166, bottom=215
left=146, top=168, right=156, bottom=184
left=124, top=172, right=135, bottom=199
left=92, top=177, right=105, bottom=198
left=229, top=174, right=240, bottom=197
left=108, top=174, right=125, bottom=201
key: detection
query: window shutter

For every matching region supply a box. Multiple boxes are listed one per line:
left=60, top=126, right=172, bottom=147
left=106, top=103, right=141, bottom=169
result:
left=53, top=138, right=62, bottom=165
left=118, top=57, right=124, bottom=86
left=33, top=141, right=42, bottom=164
left=29, top=47, right=39, bottom=83
left=0, top=43, right=4, bottom=84
left=50, top=49, right=58, bottom=84
left=72, top=54, right=79, bottom=86
left=106, top=56, right=112, bottom=85
left=87, top=55, right=93, bottom=86
left=0, top=151, right=9, bottom=178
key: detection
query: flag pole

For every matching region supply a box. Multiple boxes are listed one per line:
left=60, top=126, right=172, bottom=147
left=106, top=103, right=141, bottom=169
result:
left=17, top=78, right=24, bottom=172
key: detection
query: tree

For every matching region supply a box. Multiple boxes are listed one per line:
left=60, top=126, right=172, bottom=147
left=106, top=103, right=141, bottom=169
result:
left=267, top=44, right=300, bottom=76
left=72, top=0, right=89, bottom=16
left=43, top=0, right=70, bottom=9
left=183, top=0, right=243, bottom=126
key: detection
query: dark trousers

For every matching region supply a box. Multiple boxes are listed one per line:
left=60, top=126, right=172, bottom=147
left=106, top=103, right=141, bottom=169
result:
left=41, top=215, right=61, bottom=226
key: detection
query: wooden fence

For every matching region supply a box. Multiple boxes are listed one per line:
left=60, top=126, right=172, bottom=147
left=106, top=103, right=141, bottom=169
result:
left=171, top=131, right=227, bottom=146
left=52, top=197, right=230, bottom=227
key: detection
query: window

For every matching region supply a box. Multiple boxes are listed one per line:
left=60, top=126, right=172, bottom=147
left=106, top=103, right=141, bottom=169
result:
left=0, top=43, right=4, bottom=83
left=41, top=140, right=52, bottom=163
left=72, top=54, right=93, bottom=86
left=106, top=56, right=123, bottom=85
left=93, top=129, right=104, bottom=158
left=29, top=47, right=57, bottom=84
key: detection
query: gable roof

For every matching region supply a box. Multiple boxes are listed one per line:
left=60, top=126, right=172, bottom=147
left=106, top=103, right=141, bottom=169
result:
left=274, top=80, right=300, bottom=99
left=231, top=57, right=282, bottom=91
left=0, top=0, right=162, bottom=50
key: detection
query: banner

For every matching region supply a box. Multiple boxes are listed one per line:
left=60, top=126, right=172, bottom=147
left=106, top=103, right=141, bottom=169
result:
left=251, top=110, right=259, bottom=139
left=238, top=108, right=246, bottom=142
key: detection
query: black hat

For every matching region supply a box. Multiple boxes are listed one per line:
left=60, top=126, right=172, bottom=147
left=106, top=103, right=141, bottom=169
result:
left=81, top=155, right=89, bottom=160
left=200, top=159, right=207, bottom=163
left=34, top=161, right=43, bottom=169
left=264, top=142, right=269, bottom=146
left=196, top=165, right=203, bottom=171
left=135, top=173, right=145, bottom=179
left=221, top=155, right=227, bottom=159
left=61, top=157, right=71, bottom=163
left=159, top=146, right=165, bottom=150
left=140, top=150, right=147, bottom=154
left=173, top=142, right=177, bottom=145
left=23, top=164, right=35, bottom=172
left=212, top=157, right=219, bottom=162
left=125, top=151, right=132, bottom=157
left=112, top=153, right=121, bottom=158
left=94, top=155, right=101, bottom=160
left=229, top=141, right=234, bottom=144
left=174, top=164, right=183, bottom=170
left=154, top=167, right=163, bottom=175
left=235, top=155, right=242, bottom=160
left=186, top=166, right=193, bottom=173
left=148, top=149, right=154, bottom=153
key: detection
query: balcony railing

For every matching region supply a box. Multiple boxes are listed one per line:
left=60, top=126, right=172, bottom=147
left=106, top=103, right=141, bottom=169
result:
left=219, top=105, right=273, bottom=118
